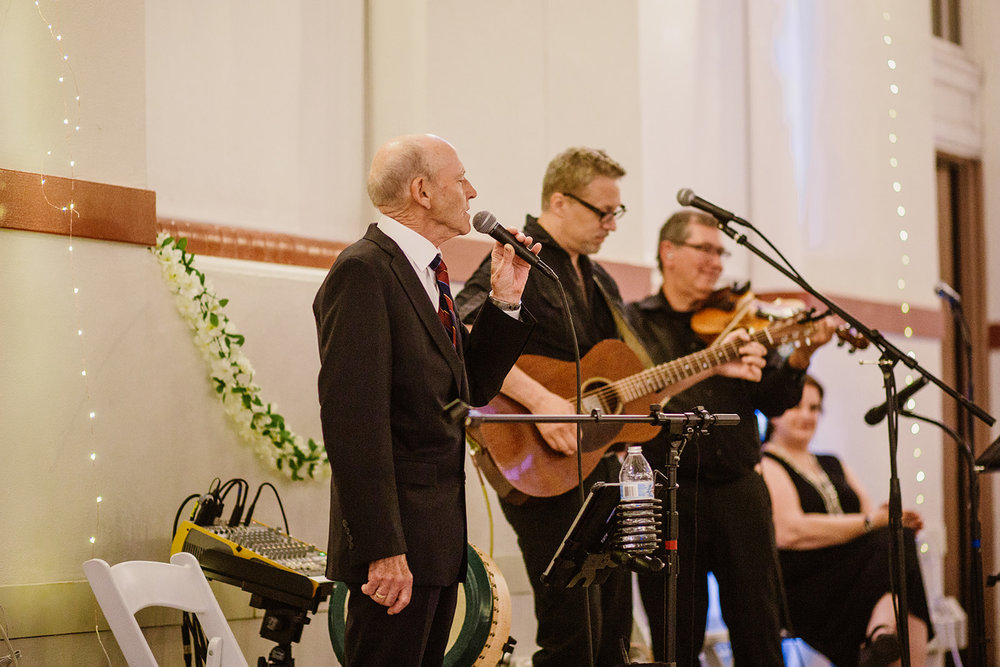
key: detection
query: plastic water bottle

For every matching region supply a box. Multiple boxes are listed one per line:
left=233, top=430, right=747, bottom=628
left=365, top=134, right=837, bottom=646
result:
left=619, top=445, right=654, bottom=500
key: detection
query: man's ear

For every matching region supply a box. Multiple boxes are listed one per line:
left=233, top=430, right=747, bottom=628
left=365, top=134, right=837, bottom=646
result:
left=659, top=240, right=675, bottom=265
left=411, top=176, right=431, bottom=210
left=547, top=191, right=568, bottom=217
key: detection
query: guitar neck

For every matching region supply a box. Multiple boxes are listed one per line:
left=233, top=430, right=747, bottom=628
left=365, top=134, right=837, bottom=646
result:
left=613, top=327, right=778, bottom=403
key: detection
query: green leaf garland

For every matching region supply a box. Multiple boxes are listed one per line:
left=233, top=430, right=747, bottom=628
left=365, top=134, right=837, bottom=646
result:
left=151, top=233, right=328, bottom=481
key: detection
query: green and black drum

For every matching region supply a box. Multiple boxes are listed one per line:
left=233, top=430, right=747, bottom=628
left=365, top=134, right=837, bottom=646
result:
left=328, top=543, right=512, bottom=666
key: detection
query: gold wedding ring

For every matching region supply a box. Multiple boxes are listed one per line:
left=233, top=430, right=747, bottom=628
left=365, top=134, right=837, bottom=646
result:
left=374, top=592, right=386, bottom=599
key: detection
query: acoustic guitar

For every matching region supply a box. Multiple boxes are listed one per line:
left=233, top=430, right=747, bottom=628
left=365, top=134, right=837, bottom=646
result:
left=466, top=317, right=863, bottom=502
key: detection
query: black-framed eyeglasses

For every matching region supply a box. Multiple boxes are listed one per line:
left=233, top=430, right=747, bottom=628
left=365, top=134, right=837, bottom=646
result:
left=562, top=192, right=626, bottom=223
left=676, top=242, right=731, bottom=259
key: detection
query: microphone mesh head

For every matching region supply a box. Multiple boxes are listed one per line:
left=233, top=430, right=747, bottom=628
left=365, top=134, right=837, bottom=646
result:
left=676, top=188, right=695, bottom=206
left=472, top=210, right=496, bottom=233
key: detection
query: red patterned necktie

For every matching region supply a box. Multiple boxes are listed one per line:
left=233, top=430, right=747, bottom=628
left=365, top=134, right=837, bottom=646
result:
left=430, top=254, right=458, bottom=348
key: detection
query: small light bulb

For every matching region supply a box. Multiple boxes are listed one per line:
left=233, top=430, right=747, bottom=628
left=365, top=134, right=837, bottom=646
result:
left=916, top=495, right=925, bottom=505
left=901, top=303, right=909, bottom=313
left=78, top=329, right=83, bottom=336
left=89, top=411, right=96, bottom=419
left=890, top=84, right=899, bottom=94
left=81, top=369, right=87, bottom=376
left=889, top=157, right=898, bottom=167
left=913, top=448, right=921, bottom=458
left=96, top=496, right=103, bottom=503
left=90, top=536, right=96, bottom=544
left=897, top=206, right=906, bottom=216
left=901, top=255, right=910, bottom=265
left=904, top=327, right=913, bottom=339
left=897, top=279, right=906, bottom=289
left=889, top=109, right=897, bottom=118
left=883, top=35, right=893, bottom=45
left=90, top=452, right=97, bottom=461
left=916, top=471, right=925, bottom=482
left=888, top=59, right=897, bottom=69
left=888, top=133, right=897, bottom=143
left=892, top=182, right=901, bottom=192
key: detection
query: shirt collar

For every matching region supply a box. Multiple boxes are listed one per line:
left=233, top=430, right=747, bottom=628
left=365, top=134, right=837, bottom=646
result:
left=377, top=215, right=441, bottom=271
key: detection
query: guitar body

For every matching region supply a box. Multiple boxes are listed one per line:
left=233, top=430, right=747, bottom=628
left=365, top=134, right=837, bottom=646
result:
left=467, top=318, right=864, bottom=501
left=467, top=340, right=660, bottom=501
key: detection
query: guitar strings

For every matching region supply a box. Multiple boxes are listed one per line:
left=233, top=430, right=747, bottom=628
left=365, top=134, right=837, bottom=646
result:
left=569, top=318, right=819, bottom=411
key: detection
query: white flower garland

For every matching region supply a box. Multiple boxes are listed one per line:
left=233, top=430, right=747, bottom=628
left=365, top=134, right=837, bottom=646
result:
left=151, top=233, right=328, bottom=481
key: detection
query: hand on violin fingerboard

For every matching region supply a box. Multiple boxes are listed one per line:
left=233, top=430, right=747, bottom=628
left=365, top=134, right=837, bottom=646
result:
left=787, top=314, right=841, bottom=369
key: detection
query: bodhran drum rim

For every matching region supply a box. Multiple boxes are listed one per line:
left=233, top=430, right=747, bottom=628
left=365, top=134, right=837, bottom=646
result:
left=328, top=543, right=511, bottom=666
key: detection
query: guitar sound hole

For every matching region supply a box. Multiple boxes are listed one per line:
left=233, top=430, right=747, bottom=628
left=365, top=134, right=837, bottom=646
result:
left=581, top=380, right=621, bottom=415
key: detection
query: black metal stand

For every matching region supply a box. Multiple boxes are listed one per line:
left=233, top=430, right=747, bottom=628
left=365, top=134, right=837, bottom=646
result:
left=251, top=594, right=312, bottom=666
left=679, top=192, right=995, bottom=666
left=465, top=405, right=737, bottom=667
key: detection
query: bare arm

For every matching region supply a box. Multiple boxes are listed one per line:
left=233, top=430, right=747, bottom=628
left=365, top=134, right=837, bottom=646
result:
left=761, top=456, right=879, bottom=550
left=500, top=364, right=580, bottom=455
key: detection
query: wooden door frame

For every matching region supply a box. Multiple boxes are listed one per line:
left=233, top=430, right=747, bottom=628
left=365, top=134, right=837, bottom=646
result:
left=936, top=152, right=993, bottom=665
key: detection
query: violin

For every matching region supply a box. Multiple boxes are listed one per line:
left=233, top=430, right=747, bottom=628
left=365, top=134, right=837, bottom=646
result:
left=691, top=282, right=868, bottom=351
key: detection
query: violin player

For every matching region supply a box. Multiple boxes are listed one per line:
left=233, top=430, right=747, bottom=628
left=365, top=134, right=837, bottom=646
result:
left=624, top=208, right=838, bottom=665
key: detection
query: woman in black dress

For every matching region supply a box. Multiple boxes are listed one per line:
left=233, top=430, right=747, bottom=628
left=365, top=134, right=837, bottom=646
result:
left=760, top=376, right=932, bottom=667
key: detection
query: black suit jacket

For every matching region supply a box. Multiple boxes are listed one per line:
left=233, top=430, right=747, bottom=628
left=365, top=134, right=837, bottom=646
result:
left=314, top=224, right=533, bottom=586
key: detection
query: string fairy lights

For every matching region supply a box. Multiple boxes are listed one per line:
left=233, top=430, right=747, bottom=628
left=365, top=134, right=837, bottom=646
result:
left=882, top=9, right=931, bottom=553
left=27, top=0, right=103, bottom=557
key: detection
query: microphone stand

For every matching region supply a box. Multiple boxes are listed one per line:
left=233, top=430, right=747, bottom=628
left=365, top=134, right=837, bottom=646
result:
left=464, top=406, right=739, bottom=667
left=708, top=213, right=995, bottom=667
left=941, top=293, right=987, bottom=665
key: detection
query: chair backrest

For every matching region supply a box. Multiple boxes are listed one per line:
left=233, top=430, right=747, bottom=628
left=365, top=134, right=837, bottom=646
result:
left=83, top=551, right=248, bottom=667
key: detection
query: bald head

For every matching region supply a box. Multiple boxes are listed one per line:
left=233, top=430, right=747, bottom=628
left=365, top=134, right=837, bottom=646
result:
left=367, top=134, right=451, bottom=211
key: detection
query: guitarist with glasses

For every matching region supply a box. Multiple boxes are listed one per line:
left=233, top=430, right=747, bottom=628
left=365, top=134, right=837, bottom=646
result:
left=454, top=149, right=771, bottom=666
left=625, top=209, right=838, bottom=665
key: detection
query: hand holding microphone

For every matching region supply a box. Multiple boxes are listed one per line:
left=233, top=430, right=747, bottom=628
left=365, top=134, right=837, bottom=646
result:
left=473, top=211, right=559, bottom=281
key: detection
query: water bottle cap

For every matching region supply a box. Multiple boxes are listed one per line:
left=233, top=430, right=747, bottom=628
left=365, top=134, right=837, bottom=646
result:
left=627, top=445, right=642, bottom=454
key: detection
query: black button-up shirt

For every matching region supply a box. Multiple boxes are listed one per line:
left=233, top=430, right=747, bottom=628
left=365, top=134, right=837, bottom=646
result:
left=625, top=291, right=806, bottom=482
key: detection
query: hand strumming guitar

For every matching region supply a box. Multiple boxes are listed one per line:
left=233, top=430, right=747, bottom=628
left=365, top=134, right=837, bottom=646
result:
left=499, top=364, right=581, bottom=455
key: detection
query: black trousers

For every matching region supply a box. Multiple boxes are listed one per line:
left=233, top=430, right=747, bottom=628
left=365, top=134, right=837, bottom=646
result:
left=500, top=456, right=633, bottom=667
left=638, top=471, right=784, bottom=666
left=344, top=581, right=459, bottom=666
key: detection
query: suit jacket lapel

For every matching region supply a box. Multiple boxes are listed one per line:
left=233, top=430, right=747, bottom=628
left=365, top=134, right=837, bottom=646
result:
left=366, top=226, right=466, bottom=386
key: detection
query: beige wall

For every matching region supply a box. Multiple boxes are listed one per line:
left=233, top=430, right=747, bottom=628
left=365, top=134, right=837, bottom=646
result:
left=2, top=0, right=998, bottom=664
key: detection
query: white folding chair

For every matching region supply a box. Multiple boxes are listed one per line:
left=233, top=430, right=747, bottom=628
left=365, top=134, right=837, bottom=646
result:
left=83, top=551, right=248, bottom=667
